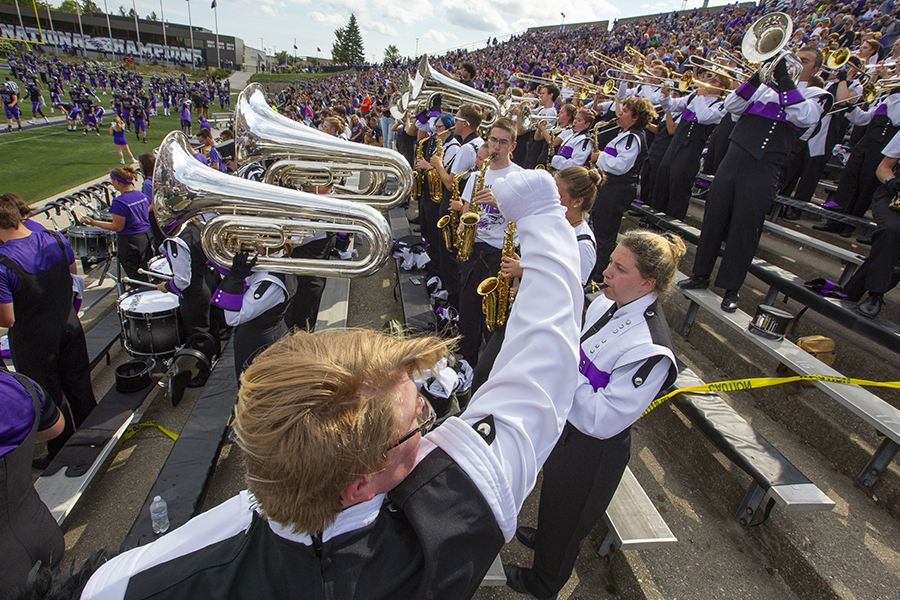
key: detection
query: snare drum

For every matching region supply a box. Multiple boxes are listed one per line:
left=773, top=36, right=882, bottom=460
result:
left=67, top=226, right=113, bottom=261
left=147, top=256, right=173, bottom=278
left=117, top=290, right=185, bottom=357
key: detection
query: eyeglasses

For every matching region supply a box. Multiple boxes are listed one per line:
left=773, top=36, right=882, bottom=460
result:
left=487, top=136, right=512, bottom=147
left=455, top=116, right=469, bottom=127
left=391, top=394, right=436, bottom=449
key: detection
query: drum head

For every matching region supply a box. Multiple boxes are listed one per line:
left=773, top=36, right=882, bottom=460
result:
left=147, top=256, right=173, bottom=277
left=67, top=225, right=110, bottom=238
left=118, top=290, right=180, bottom=315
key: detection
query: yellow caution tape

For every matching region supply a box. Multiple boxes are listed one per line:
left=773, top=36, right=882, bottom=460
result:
left=641, top=375, right=900, bottom=419
left=120, top=421, right=179, bottom=443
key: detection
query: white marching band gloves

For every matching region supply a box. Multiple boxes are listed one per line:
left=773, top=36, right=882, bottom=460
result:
left=490, top=170, right=564, bottom=224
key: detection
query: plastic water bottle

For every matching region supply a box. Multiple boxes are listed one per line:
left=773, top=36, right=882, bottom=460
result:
left=150, top=496, right=170, bottom=534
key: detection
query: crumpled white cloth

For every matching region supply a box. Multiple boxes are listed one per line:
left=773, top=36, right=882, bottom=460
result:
left=414, top=357, right=460, bottom=400
left=392, top=247, right=430, bottom=270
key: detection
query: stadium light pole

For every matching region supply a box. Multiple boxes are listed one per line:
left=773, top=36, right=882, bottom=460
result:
left=102, top=0, right=113, bottom=46
left=159, top=0, right=168, bottom=65
left=13, top=0, right=24, bottom=31
left=131, top=0, right=141, bottom=49
left=187, top=0, right=195, bottom=68
left=213, top=0, right=220, bottom=68
left=75, top=4, right=85, bottom=56
left=45, top=2, right=55, bottom=37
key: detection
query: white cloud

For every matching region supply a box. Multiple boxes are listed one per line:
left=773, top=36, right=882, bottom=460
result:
left=423, top=29, right=458, bottom=45
left=259, top=4, right=278, bottom=16
left=382, top=1, right=433, bottom=25
left=442, top=0, right=508, bottom=32
left=321, top=0, right=369, bottom=15
left=289, top=0, right=311, bottom=4
left=510, top=18, right=538, bottom=31
left=308, top=11, right=349, bottom=28
left=363, top=20, right=399, bottom=37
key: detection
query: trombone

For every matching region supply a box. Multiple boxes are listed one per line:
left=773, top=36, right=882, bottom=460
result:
left=688, top=55, right=746, bottom=82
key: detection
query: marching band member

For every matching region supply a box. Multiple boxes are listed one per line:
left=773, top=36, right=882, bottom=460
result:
left=816, top=86, right=900, bottom=236
left=80, top=165, right=152, bottom=282
left=457, top=118, right=522, bottom=369
left=651, top=71, right=729, bottom=220
left=589, top=96, right=657, bottom=280
left=680, top=47, right=830, bottom=313
left=550, top=108, right=594, bottom=170
left=843, top=131, right=900, bottom=318
left=0, top=195, right=96, bottom=464
left=156, top=217, right=211, bottom=338
left=210, top=249, right=297, bottom=380
left=525, top=84, right=559, bottom=169
left=505, top=230, right=683, bottom=600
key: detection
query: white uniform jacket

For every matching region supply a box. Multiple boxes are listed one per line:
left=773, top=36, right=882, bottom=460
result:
left=569, top=293, right=676, bottom=440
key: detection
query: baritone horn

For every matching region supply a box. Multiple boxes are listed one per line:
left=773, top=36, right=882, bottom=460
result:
left=234, top=84, right=413, bottom=208
left=742, top=12, right=801, bottom=84
left=409, top=55, right=502, bottom=127
left=153, top=131, right=393, bottom=278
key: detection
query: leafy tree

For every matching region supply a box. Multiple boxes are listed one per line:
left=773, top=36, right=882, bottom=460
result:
left=341, top=14, right=364, bottom=64
left=58, top=0, right=81, bottom=13
left=117, top=4, right=126, bottom=16
left=147, top=11, right=158, bottom=20
left=331, top=27, right=346, bottom=63
left=383, top=44, right=400, bottom=65
left=127, top=7, right=136, bottom=17
left=81, top=0, right=100, bottom=14
left=275, top=50, right=292, bottom=65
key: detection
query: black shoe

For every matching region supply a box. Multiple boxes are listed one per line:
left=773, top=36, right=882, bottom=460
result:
left=857, top=236, right=873, bottom=245
left=503, top=565, right=556, bottom=599
left=32, top=453, right=52, bottom=470
left=858, top=294, right=883, bottom=318
left=678, top=275, right=710, bottom=290
left=412, top=227, right=421, bottom=233
left=812, top=220, right=842, bottom=233
left=516, top=526, right=537, bottom=549
left=408, top=216, right=421, bottom=225
left=721, top=290, right=739, bottom=313
left=839, top=224, right=855, bottom=238
left=783, top=207, right=803, bottom=221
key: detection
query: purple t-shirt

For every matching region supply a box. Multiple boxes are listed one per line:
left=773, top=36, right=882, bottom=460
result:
left=109, top=189, right=151, bottom=236
left=0, top=230, right=75, bottom=304
left=0, top=373, right=57, bottom=458
left=141, top=177, right=153, bottom=199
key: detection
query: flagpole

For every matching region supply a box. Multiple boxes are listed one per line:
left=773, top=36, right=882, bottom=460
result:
left=45, top=1, right=54, bottom=40
left=75, top=4, right=85, bottom=56
left=14, top=0, right=24, bottom=31
left=159, top=0, right=168, bottom=65
left=187, top=0, right=195, bottom=68
left=214, top=1, right=220, bottom=69
left=293, top=37, right=296, bottom=64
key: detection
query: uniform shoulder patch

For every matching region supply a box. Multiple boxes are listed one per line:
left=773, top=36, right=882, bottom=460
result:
left=253, top=280, right=273, bottom=300
left=472, top=415, right=496, bottom=445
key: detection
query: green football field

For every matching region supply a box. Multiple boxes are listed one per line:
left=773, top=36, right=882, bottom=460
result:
left=0, top=91, right=239, bottom=204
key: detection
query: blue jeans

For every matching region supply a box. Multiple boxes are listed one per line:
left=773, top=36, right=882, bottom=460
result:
left=380, top=115, right=396, bottom=149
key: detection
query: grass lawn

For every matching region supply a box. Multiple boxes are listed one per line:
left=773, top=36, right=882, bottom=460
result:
left=0, top=92, right=239, bottom=203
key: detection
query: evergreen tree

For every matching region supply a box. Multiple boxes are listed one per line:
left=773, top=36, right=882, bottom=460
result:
left=147, top=10, right=158, bottom=20
left=117, top=5, right=126, bottom=16
left=81, top=0, right=100, bottom=14
left=341, top=14, right=365, bottom=64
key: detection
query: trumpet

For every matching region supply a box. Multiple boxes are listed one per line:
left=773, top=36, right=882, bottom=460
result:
left=519, top=104, right=558, bottom=130
left=688, top=55, right=746, bottom=82
left=153, top=131, right=393, bottom=278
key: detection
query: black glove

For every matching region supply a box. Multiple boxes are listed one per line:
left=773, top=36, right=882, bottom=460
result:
left=773, top=57, right=790, bottom=81
left=229, top=251, right=258, bottom=281
left=835, top=69, right=848, bottom=82
left=748, top=70, right=762, bottom=89
left=886, top=177, right=900, bottom=196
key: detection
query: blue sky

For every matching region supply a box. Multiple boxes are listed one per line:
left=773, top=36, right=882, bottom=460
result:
left=121, top=0, right=734, bottom=61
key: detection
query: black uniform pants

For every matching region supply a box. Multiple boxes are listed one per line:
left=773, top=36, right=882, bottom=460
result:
left=458, top=245, right=500, bottom=368
left=590, top=182, right=637, bottom=282
left=833, top=133, right=892, bottom=217
left=524, top=423, right=631, bottom=598
left=117, top=230, right=153, bottom=282
left=702, top=117, right=735, bottom=176
left=652, top=138, right=705, bottom=221
left=640, top=132, right=671, bottom=205
left=420, top=191, right=442, bottom=280
left=692, top=143, right=784, bottom=292
left=844, top=188, right=900, bottom=298
left=285, top=236, right=335, bottom=331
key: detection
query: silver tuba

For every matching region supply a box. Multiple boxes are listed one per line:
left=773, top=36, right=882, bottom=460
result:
left=234, top=84, right=412, bottom=208
left=742, top=12, right=801, bottom=84
left=407, top=55, right=501, bottom=127
left=153, top=131, right=393, bottom=278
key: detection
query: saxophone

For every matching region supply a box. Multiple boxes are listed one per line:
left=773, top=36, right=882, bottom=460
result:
left=457, top=157, right=491, bottom=262
left=544, top=125, right=569, bottom=171
left=413, top=136, right=427, bottom=198
left=477, top=222, right=516, bottom=332
left=437, top=167, right=473, bottom=255
left=428, top=133, right=444, bottom=203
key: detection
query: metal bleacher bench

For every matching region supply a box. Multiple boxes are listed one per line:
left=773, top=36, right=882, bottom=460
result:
left=598, top=465, right=677, bottom=558
left=85, top=309, right=123, bottom=370
left=695, top=173, right=876, bottom=232
left=632, top=203, right=900, bottom=357
left=677, top=272, right=900, bottom=491
left=388, top=206, right=437, bottom=332
left=688, top=194, right=867, bottom=286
